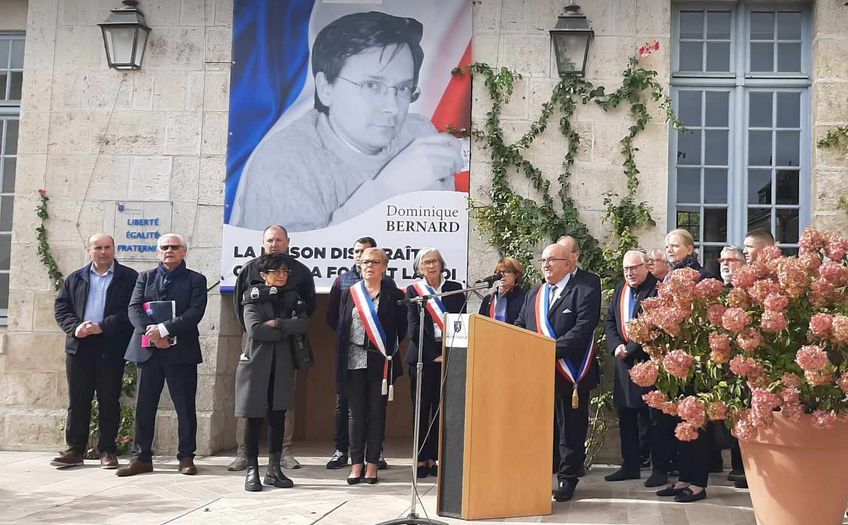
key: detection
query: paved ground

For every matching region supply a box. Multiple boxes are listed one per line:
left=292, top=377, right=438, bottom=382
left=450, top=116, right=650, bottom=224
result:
left=0, top=441, right=763, bottom=525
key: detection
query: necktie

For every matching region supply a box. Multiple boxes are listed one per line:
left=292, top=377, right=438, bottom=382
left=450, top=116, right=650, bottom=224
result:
left=548, top=285, right=558, bottom=312
left=629, top=287, right=638, bottom=320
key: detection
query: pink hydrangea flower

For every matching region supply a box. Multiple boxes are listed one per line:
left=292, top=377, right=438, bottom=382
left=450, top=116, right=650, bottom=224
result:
left=818, top=260, right=848, bottom=287
left=677, top=396, right=707, bottom=427
left=749, top=279, right=782, bottom=305
left=707, top=402, right=728, bottom=421
left=800, top=227, right=828, bottom=253
left=674, top=421, right=700, bottom=441
left=795, top=345, right=829, bottom=372
left=732, top=411, right=758, bottom=441
left=838, top=372, right=848, bottom=395
left=726, top=287, right=751, bottom=309
left=761, top=310, right=788, bottom=334
left=804, top=369, right=833, bottom=386
left=721, top=307, right=750, bottom=332
left=809, top=313, right=833, bottom=339
left=811, top=410, right=837, bottom=430
left=708, top=332, right=731, bottom=364
left=729, top=355, right=757, bottom=377
left=731, top=266, right=758, bottom=290
left=629, top=361, right=659, bottom=387
left=824, top=232, right=848, bottom=261
left=642, top=390, right=668, bottom=410
left=831, top=315, right=848, bottom=344
left=810, top=280, right=839, bottom=307
left=763, top=293, right=789, bottom=312
left=663, top=350, right=694, bottom=379
left=736, top=327, right=763, bottom=352
left=750, top=388, right=780, bottom=419
left=695, top=278, right=725, bottom=301
left=706, top=304, right=726, bottom=326
left=780, top=372, right=802, bottom=389
left=776, top=258, right=810, bottom=298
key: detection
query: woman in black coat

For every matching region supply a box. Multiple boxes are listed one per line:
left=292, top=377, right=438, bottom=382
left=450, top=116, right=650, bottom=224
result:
left=406, top=247, right=466, bottom=478
left=337, top=247, right=407, bottom=485
left=478, top=257, right=527, bottom=324
left=236, top=254, right=308, bottom=492
left=655, top=229, right=720, bottom=503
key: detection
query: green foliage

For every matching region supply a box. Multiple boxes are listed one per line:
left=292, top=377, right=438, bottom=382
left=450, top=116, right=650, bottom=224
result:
left=35, top=189, right=64, bottom=290
left=465, top=54, right=680, bottom=288
left=816, top=126, right=848, bottom=219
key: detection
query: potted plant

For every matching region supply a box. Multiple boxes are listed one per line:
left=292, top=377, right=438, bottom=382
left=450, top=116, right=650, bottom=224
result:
left=626, top=227, right=848, bottom=525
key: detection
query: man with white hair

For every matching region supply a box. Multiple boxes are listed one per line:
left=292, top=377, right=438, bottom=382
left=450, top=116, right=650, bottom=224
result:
left=603, top=250, right=660, bottom=485
left=117, top=234, right=208, bottom=477
left=719, top=246, right=745, bottom=286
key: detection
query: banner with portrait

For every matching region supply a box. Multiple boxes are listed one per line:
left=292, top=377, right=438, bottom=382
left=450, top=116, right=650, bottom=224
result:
left=222, top=0, right=472, bottom=292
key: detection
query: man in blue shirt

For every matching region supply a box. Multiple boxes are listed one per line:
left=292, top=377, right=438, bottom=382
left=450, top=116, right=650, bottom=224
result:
left=52, top=234, right=138, bottom=469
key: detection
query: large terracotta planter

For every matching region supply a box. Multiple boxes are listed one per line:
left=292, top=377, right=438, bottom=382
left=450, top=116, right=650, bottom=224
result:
left=739, top=414, right=848, bottom=525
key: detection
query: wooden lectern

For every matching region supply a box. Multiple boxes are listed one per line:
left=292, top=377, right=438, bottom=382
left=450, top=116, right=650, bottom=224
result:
left=436, top=313, right=555, bottom=520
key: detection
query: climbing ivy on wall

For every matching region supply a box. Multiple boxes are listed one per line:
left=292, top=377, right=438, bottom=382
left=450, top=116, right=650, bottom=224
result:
left=465, top=43, right=681, bottom=285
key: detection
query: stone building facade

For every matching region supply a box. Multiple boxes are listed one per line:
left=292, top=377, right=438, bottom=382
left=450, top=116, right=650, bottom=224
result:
left=0, top=0, right=845, bottom=459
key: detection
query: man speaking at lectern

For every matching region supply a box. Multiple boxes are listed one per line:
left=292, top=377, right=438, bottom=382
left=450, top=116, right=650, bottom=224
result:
left=515, top=238, right=601, bottom=502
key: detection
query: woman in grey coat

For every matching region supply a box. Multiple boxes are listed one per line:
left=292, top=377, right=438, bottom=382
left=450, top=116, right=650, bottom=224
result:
left=236, top=253, right=308, bottom=492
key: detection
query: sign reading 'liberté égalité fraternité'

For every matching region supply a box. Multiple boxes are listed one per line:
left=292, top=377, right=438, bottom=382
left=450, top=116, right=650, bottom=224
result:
left=112, top=202, right=173, bottom=260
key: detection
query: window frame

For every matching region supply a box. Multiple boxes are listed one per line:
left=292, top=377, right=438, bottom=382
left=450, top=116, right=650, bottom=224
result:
left=669, top=2, right=811, bottom=269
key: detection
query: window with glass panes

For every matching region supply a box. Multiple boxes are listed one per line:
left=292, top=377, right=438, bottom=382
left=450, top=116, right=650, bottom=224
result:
left=670, top=5, right=810, bottom=276
left=0, top=33, right=24, bottom=322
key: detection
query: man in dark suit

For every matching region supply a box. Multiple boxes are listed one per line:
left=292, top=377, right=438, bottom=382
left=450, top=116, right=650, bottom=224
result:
left=515, top=238, right=601, bottom=502
left=229, top=224, right=316, bottom=471
left=116, top=233, right=207, bottom=477
left=603, top=250, right=660, bottom=484
left=51, top=233, right=138, bottom=469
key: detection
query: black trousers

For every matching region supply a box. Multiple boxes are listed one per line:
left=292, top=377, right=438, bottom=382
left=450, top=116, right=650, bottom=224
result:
left=555, top=385, right=590, bottom=481
left=347, top=368, right=386, bottom=465
left=648, top=408, right=678, bottom=474
left=132, top=353, right=198, bottom=462
left=334, top=392, right=349, bottom=453
left=637, top=407, right=651, bottom=462
left=408, top=362, right=441, bottom=462
left=245, top=410, right=286, bottom=461
left=678, top=427, right=710, bottom=487
left=616, top=405, right=647, bottom=472
left=65, top=350, right=124, bottom=454
left=730, top=436, right=744, bottom=472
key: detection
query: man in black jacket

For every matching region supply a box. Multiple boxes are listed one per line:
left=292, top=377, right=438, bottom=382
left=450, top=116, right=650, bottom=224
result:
left=229, top=224, right=315, bottom=471
left=117, top=233, right=207, bottom=477
left=51, top=233, right=138, bottom=469
left=515, top=238, right=601, bottom=502
left=603, top=250, right=660, bottom=484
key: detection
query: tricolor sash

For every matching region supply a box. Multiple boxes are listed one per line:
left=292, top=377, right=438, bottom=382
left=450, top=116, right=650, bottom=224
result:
left=350, top=281, right=395, bottom=400
left=489, top=293, right=497, bottom=319
left=617, top=286, right=635, bottom=343
left=412, top=281, right=448, bottom=332
left=533, top=283, right=596, bottom=408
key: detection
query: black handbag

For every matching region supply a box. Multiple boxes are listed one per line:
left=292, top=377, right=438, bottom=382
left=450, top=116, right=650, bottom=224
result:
left=291, top=335, right=315, bottom=370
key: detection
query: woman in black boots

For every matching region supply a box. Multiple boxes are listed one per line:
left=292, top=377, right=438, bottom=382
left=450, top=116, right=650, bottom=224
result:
left=236, top=253, right=309, bottom=492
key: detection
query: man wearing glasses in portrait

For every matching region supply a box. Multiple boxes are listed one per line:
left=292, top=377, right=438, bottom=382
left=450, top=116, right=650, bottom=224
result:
left=230, top=11, right=464, bottom=232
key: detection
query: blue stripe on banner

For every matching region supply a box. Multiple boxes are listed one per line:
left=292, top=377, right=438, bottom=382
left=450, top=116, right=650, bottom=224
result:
left=224, top=0, right=315, bottom=223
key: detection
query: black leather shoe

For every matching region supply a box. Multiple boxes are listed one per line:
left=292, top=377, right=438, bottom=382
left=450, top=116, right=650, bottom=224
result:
left=727, top=469, right=746, bottom=482
left=674, top=487, right=706, bottom=503
left=264, top=453, right=294, bottom=488
left=734, top=479, right=748, bottom=489
left=644, top=471, right=668, bottom=488
left=429, top=464, right=438, bottom=477
left=363, top=474, right=379, bottom=485
left=347, top=465, right=364, bottom=485
left=326, top=450, right=348, bottom=470
left=416, top=465, right=429, bottom=478
left=245, top=462, right=262, bottom=492
left=656, top=484, right=687, bottom=497
left=604, top=468, right=640, bottom=481
left=552, top=478, right=578, bottom=502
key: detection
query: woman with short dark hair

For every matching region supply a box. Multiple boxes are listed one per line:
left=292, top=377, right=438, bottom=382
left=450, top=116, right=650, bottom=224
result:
left=236, top=253, right=309, bottom=492
left=478, top=257, right=527, bottom=325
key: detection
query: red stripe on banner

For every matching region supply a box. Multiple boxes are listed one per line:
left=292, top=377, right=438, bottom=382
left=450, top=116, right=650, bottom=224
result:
left=431, top=41, right=472, bottom=193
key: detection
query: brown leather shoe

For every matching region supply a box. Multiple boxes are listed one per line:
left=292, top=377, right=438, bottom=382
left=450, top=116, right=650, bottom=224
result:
left=115, top=459, right=153, bottom=477
left=50, top=450, right=84, bottom=468
left=100, top=452, right=119, bottom=469
left=178, top=457, right=197, bottom=475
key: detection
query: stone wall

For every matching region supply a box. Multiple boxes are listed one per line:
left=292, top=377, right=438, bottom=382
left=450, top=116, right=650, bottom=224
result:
left=0, top=0, right=239, bottom=454
left=812, top=0, right=848, bottom=233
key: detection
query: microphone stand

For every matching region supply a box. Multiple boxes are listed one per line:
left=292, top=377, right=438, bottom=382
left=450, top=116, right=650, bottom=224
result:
left=377, top=281, right=495, bottom=525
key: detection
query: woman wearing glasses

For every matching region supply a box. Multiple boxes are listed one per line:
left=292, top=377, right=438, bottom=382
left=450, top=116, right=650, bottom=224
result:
left=336, top=247, right=407, bottom=485
left=478, top=257, right=527, bottom=325
left=236, top=254, right=309, bottom=492
left=405, top=247, right=466, bottom=478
